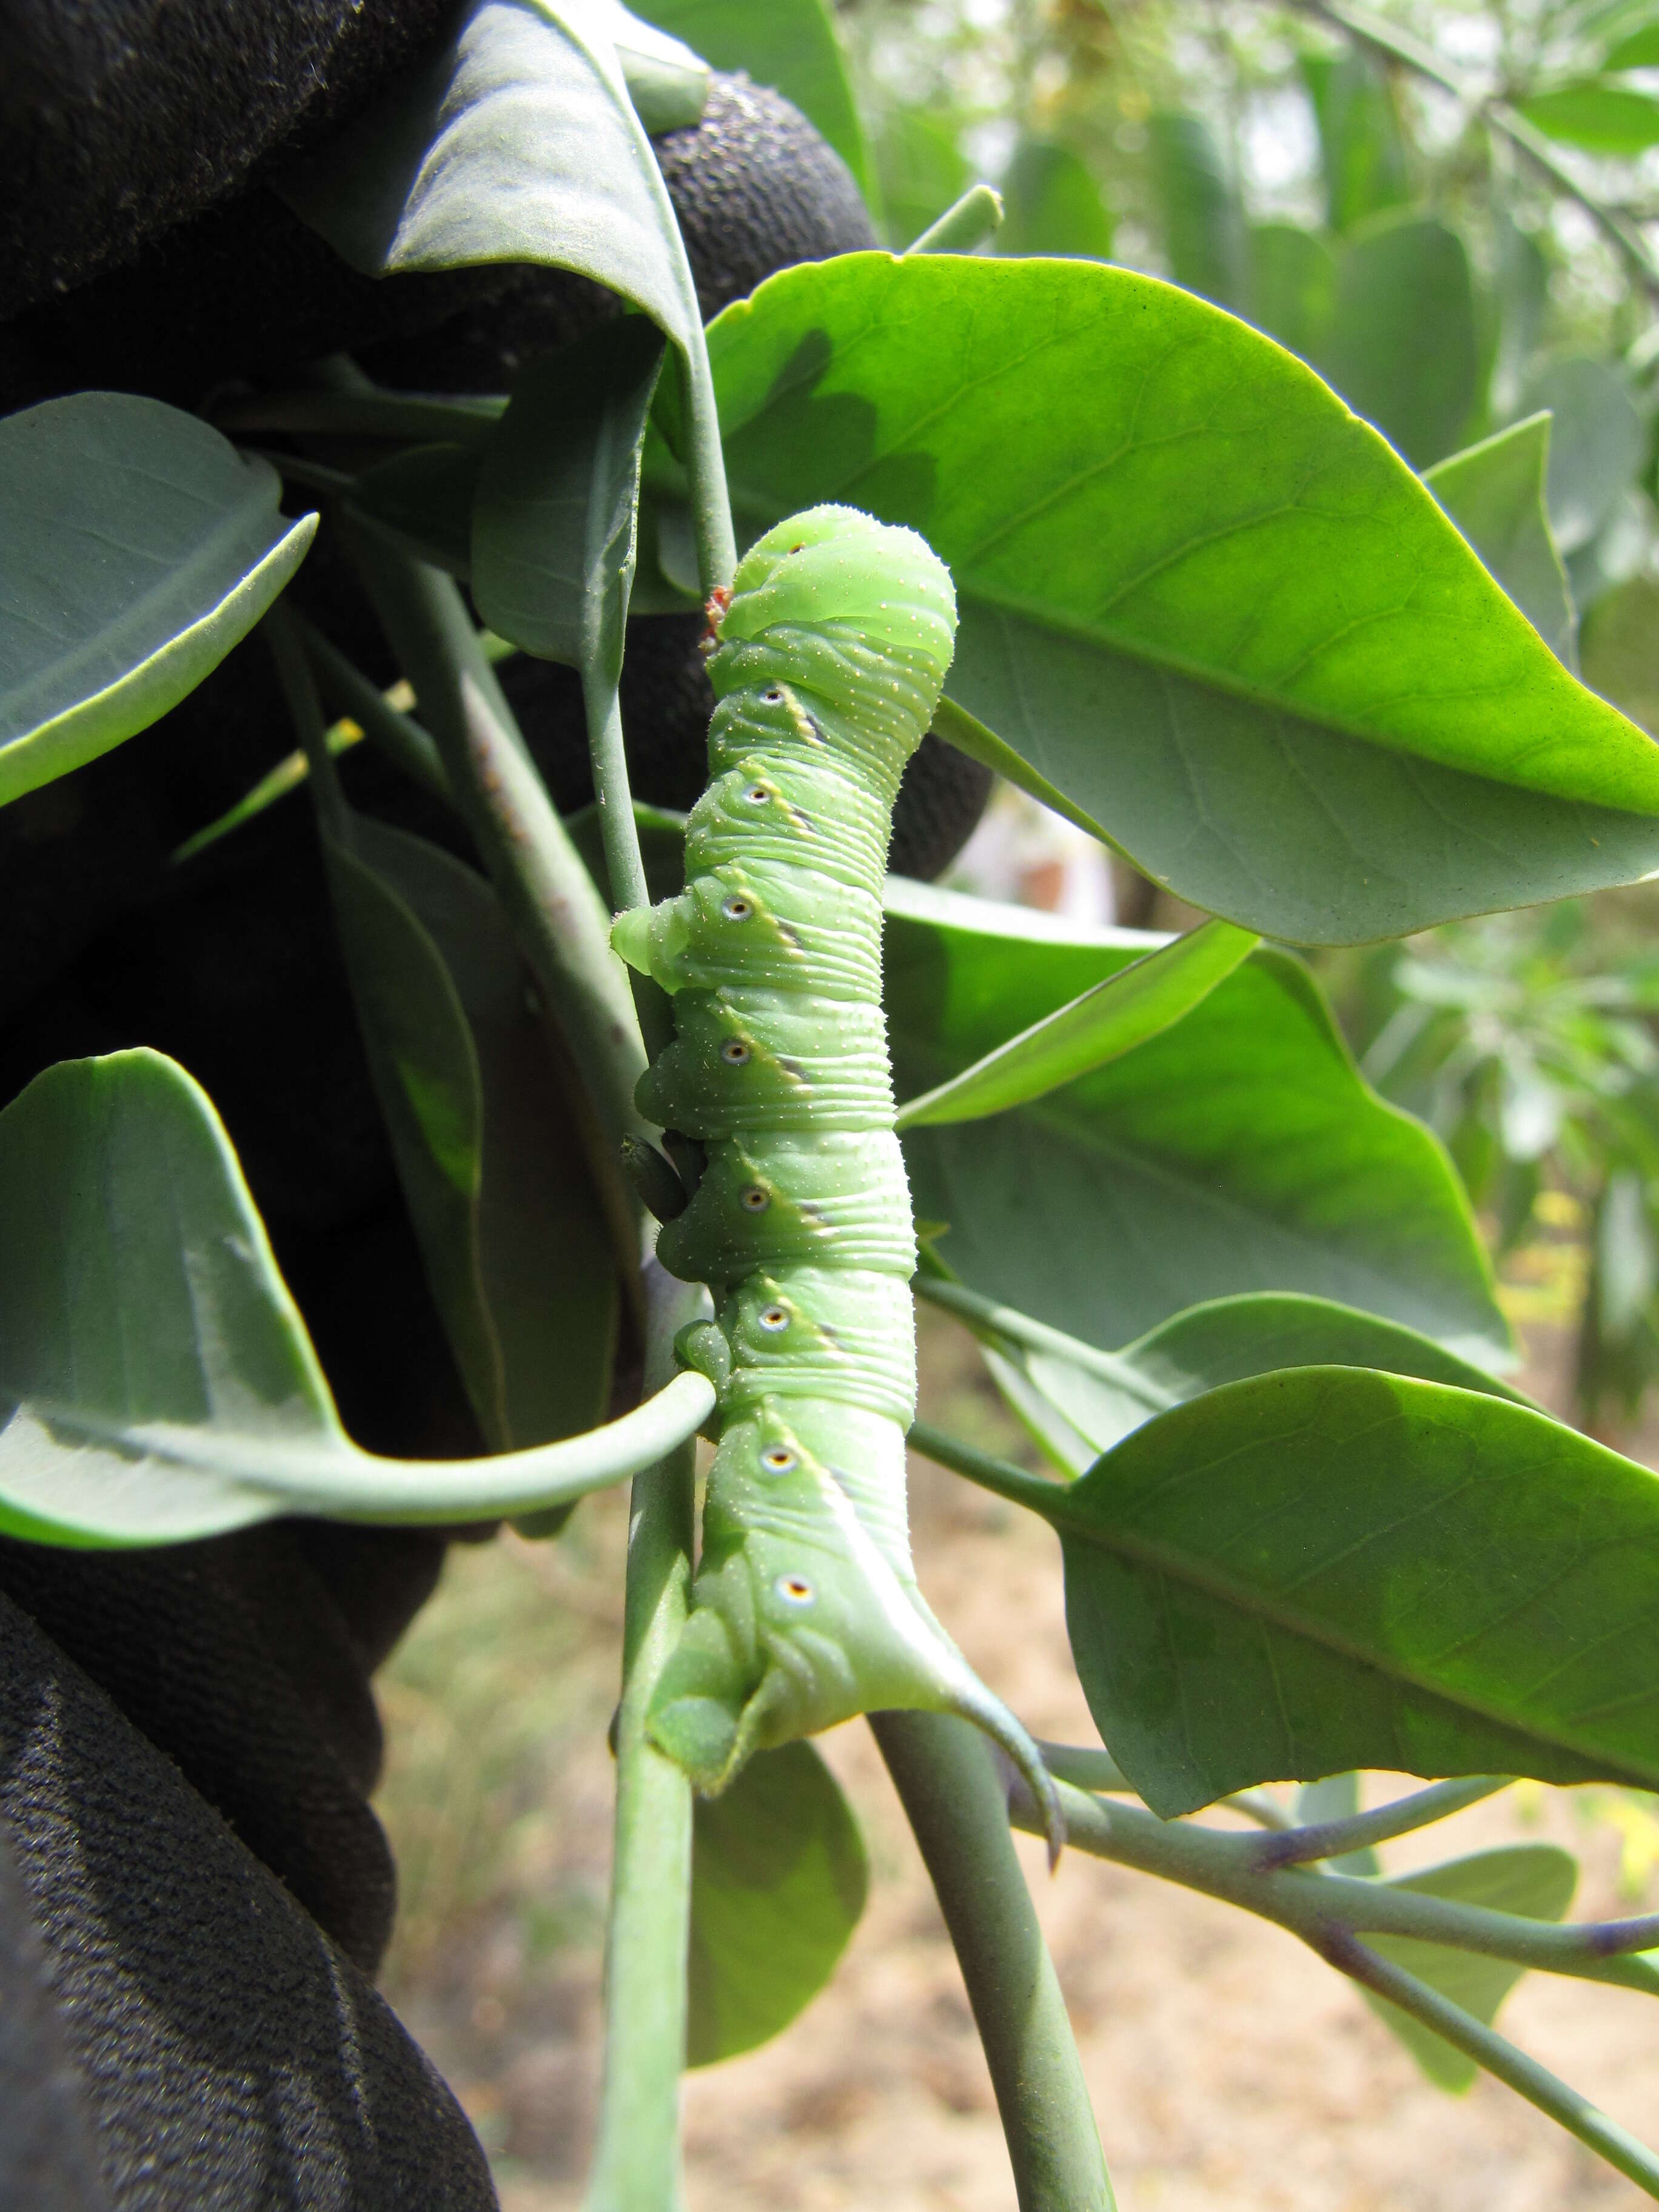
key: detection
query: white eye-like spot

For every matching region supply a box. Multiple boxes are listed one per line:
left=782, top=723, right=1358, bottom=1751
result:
left=758, top=1304, right=790, bottom=1333
left=720, top=1038, right=751, bottom=1066
left=776, top=1574, right=814, bottom=1605
left=761, top=686, right=785, bottom=705
left=761, top=1444, right=797, bottom=1473
left=722, top=895, right=754, bottom=922
left=740, top=1184, right=770, bottom=1213
left=745, top=784, right=770, bottom=805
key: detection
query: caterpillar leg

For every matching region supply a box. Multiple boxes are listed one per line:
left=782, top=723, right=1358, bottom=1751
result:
left=645, top=1404, right=1065, bottom=1862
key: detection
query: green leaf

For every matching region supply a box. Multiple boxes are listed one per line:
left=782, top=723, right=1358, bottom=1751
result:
left=874, top=109, right=969, bottom=249
left=1583, top=574, right=1659, bottom=732
left=1606, top=24, right=1659, bottom=68
left=1301, top=47, right=1410, bottom=234
left=895, top=917, right=1257, bottom=1130
left=473, top=317, right=666, bottom=676
left=1316, top=213, right=1478, bottom=466
left=321, top=811, right=619, bottom=1450
left=279, top=0, right=703, bottom=358
left=1523, top=356, right=1645, bottom=556
left=1245, top=221, right=1336, bottom=360
left=1424, top=415, right=1575, bottom=666
left=998, top=138, right=1114, bottom=261
left=883, top=879, right=1506, bottom=1359
left=350, top=443, right=483, bottom=577
left=1147, top=111, right=1246, bottom=309
left=1366, top=1846, right=1579, bottom=2091
left=0, top=1051, right=708, bottom=1543
left=0, top=394, right=315, bottom=808
left=590, top=0, right=709, bottom=133
left=688, top=1741, right=868, bottom=2066
left=1051, top=1365, right=1659, bottom=1815
left=708, top=252, right=1659, bottom=946
left=628, top=0, right=874, bottom=201
left=1520, top=81, right=1659, bottom=154
left=971, top=1287, right=1526, bottom=1475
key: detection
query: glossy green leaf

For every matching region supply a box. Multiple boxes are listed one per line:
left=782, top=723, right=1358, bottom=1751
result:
left=962, top=1287, right=1526, bottom=1475
left=1301, top=47, right=1410, bottom=234
left=1424, top=416, right=1575, bottom=667
left=1521, top=81, right=1659, bottom=154
left=350, top=444, right=482, bottom=577
left=1049, top=1365, right=1659, bottom=1815
left=1523, top=357, right=1645, bottom=556
left=999, top=138, right=1113, bottom=261
left=883, top=879, right=1506, bottom=1359
left=708, top=252, right=1659, bottom=945
left=0, top=394, right=315, bottom=808
left=1583, top=574, right=1659, bottom=732
left=895, top=918, right=1257, bottom=1130
left=1366, top=1846, right=1579, bottom=2092
left=1316, top=213, right=1478, bottom=466
left=629, top=0, right=873, bottom=200
left=473, top=318, right=666, bottom=675
left=322, top=811, right=618, bottom=1450
left=1245, top=221, right=1336, bottom=360
left=280, top=0, right=702, bottom=357
left=688, top=1741, right=868, bottom=2066
left=1148, top=111, right=1246, bottom=308
left=0, top=1052, right=711, bottom=1544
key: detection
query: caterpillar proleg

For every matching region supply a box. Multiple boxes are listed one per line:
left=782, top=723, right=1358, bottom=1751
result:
left=612, top=505, right=1064, bottom=1858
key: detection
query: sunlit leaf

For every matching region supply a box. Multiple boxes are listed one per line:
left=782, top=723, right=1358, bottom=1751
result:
left=1424, top=416, right=1575, bottom=666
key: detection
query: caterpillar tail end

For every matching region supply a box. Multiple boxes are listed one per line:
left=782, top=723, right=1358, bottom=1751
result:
left=943, top=1676, right=1067, bottom=1870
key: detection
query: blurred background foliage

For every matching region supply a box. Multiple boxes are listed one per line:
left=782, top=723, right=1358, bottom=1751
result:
left=839, top=0, right=1659, bottom=1438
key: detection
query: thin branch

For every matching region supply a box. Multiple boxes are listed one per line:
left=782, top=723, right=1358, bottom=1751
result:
left=1296, top=0, right=1659, bottom=302
left=873, top=1714, right=1116, bottom=2212
left=290, top=612, right=451, bottom=803
left=908, top=1418, right=1078, bottom=1521
left=915, top=1276, right=1170, bottom=1418
left=1327, top=1934, right=1659, bottom=2200
left=907, top=184, right=1006, bottom=256
left=1246, top=1777, right=1512, bottom=1866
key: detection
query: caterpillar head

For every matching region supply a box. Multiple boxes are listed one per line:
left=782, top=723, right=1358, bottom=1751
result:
left=708, top=506, right=957, bottom=702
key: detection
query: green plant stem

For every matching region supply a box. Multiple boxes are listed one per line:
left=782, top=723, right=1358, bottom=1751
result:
left=916, top=1278, right=1169, bottom=1416
left=341, top=520, right=650, bottom=1287
left=1325, top=1934, right=1659, bottom=2200
left=1298, top=0, right=1659, bottom=302
left=673, top=343, right=737, bottom=601
left=213, top=389, right=505, bottom=445
left=582, top=674, right=677, bottom=1062
left=1252, top=1777, right=1510, bottom=1866
left=584, top=1259, right=705, bottom=2212
left=263, top=603, right=351, bottom=840
left=292, top=612, right=452, bottom=802
left=908, top=1418, right=1079, bottom=1520
left=872, top=1712, right=1114, bottom=2212
left=907, top=184, right=1007, bottom=256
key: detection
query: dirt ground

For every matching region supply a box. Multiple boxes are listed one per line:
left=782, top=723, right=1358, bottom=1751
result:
left=373, top=1310, right=1659, bottom=2211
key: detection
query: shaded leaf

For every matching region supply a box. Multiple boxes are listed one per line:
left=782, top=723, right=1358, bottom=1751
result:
left=280, top=0, right=702, bottom=357
left=350, top=443, right=483, bottom=577
left=1424, top=415, right=1575, bottom=666
left=0, top=1053, right=707, bottom=1542
left=0, top=394, right=315, bottom=807
left=976, top=1288, right=1526, bottom=1474
left=1049, top=1365, right=1659, bottom=1815
left=589, top=0, right=708, bottom=133
left=1302, top=46, right=1410, bottom=234
left=1523, top=356, right=1645, bottom=555
left=1148, top=111, right=1246, bottom=309
left=688, top=1741, right=868, bottom=2066
left=884, top=879, right=1506, bottom=1359
left=707, top=253, right=1659, bottom=946
left=323, top=813, right=618, bottom=1449
left=895, top=918, right=1257, bottom=1130
left=1367, top=1846, right=1579, bottom=2091
left=1316, top=213, right=1478, bottom=466
left=1245, top=221, right=1336, bottom=360
left=629, top=0, right=873, bottom=201
left=473, top=318, right=666, bottom=678
left=1583, top=574, right=1659, bottom=732
left=999, top=138, right=1113, bottom=260
left=1521, top=81, right=1659, bottom=154
left=873, top=109, right=968, bottom=249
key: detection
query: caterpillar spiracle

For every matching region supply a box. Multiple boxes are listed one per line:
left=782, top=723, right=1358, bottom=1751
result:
left=611, top=505, right=1064, bottom=1855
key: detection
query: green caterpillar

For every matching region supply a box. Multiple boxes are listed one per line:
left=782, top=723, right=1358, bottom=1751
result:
left=612, top=504, right=1062, bottom=1854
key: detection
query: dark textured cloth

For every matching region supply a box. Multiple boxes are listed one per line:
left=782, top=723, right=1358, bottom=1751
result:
left=0, top=1588, right=497, bottom=2210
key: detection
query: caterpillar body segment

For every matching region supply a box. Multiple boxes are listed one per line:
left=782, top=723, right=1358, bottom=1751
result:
left=611, top=504, right=1062, bottom=1858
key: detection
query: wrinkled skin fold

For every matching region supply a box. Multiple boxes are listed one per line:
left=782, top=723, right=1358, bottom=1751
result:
left=612, top=504, right=1062, bottom=1855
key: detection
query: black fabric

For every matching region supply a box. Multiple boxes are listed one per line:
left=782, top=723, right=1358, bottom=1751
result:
left=0, top=0, right=455, bottom=321
left=0, top=1588, right=497, bottom=2210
